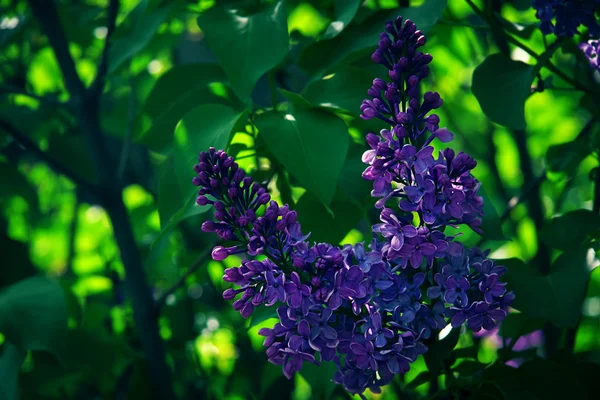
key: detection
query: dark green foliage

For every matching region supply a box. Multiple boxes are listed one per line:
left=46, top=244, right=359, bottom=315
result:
left=0, top=0, right=599, bottom=398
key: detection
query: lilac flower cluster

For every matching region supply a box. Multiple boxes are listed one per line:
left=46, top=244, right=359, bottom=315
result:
left=193, top=16, right=513, bottom=397
left=580, top=39, right=600, bottom=72
left=531, top=1, right=600, bottom=73
left=532, top=0, right=600, bottom=37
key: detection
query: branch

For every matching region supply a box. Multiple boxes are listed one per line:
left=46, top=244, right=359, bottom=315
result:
left=499, top=171, right=546, bottom=222
left=26, top=0, right=86, bottom=101
left=0, top=84, right=64, bottom=106
left=27, top=1, right=175, bottom=397
left=594, top=155, right=600, bottom=214
left=0, top=120, right=97, bottom=194
left=28, top=0, right=116, bottom=184
left=117, top=68, right=135, bottom=179
left=464, top=0, right=596, bottom=95
left=90, top=0, right=120, bottom=98
left=155, top=245, right=214, bottom=308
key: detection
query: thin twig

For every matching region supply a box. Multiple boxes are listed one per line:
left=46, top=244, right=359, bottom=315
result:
left=90, top=0, right=119, bottom=98
left=464, top=0, right=596, bottom=95
left=117, top=66, right=135, bottom=179
left=499, top=171, right=546, bottom=222
left=0, top=120, right=97, bottom=194
left=155, top=245, right=214, bottom=307
left=64, top=190, right=80, bottom=278
left=26, top=0, right=86, bottom=101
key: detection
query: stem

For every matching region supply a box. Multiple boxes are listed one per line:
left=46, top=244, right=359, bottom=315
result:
left=0, top=120, right=97, bottom=195
left=117, top=66, right=135, bottom=179
left=104, top=194, right=174, bottom=398
left=64, top=190, right=80, bottom=278
left=155, top=244, right=214, bottom=307
left=512, top=129, right=558, bottom=355
left=464, top=0, right=596, bottom=94
left=89, top=0, right=119, bottom=98
left=512, top=129, right=550, bottom=272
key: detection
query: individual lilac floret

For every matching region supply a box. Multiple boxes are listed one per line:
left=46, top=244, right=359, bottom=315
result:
left=533, top=0, right=600, bottom=37
left=580, top=39, right=600, bottom=71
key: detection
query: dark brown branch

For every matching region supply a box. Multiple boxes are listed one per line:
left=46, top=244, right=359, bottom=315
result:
left=0, top=120, right=97, bottom=194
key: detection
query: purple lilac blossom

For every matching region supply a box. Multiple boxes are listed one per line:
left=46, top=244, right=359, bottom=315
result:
left=580, top=39, right=600, bottom=71
left=193, top=15, right=513, bottom=397
left=533, top=0, right=600, bottom=37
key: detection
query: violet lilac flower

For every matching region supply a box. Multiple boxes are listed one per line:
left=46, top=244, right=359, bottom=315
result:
left=533, top=0, right=600, bottom=37
left=193, top=15, right=514, bottom=397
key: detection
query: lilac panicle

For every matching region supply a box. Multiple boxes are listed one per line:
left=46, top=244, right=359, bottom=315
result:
left=194, top=16, right=513, bottom=397
left=532, top=0, right=600, bottom=37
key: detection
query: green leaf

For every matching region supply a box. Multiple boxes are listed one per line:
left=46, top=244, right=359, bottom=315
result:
left=502, top=252, right=590, bottom=328
left=539, top=209, right=600, bottom=250
left=509, top=0, right=533, bottom=11
left=109, top=3, right=174, bottom=73
left=546, top=138, right=592, bottom=173
left=300, top=361, right=337, bottom=399
left=247, top=305, right=278, bottom=329
left=0, top=232, right=35, bottom=289
left=321, top=0, right=361, bottom=39
left=295, top=189, right=364, bottom=244
left=197, top=1, right=289, bottom=100
left=138, top=63, right=242, bottom=152
left=478, top=186, right=507, bottom=241
left=453, top=360, right=487, bottom=376
left=278, top=88, right=314, bottom=108
left=299, top=0, right=447, bottom=77
left=154, top=189, right=210, bottom=246
left=424, top=327, right=460, bottom=374
left=157, top=156, right=185, bottom=229
left=484, top=359, right=589, bottom=399
left=302, top=66, right=373, bottom=114
left=405, top=371, right=432, bottom=390
left=0, top=276, right=67, bottom=362
left=499, top=313, right=545, bottom=339
left=0, top=343, right=26, bottom=400
left=452, top=346, right=479, bottom=360
left=336, top=143, right=373, bottom=205
left=255, top=109, right=349, bottom=206
left=546, top=121, right=599, bottom=173
left=173, top=104, right=249, bottom=194
left=471, top=53, right=533, bottom=129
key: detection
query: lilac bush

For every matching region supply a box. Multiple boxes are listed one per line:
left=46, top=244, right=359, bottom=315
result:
left=193, top=16, right=513, bottom=396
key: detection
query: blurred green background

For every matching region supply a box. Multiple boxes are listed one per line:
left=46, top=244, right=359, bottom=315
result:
left=0, top=0, right=599, bottom=399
